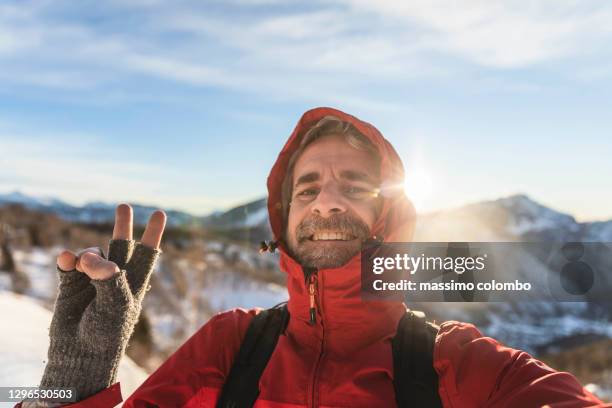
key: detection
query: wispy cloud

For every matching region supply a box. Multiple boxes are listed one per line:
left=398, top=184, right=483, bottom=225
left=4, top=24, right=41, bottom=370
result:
left=339, top=0, right=612, bottom=68
left=12, top=0, right=612, bottom=111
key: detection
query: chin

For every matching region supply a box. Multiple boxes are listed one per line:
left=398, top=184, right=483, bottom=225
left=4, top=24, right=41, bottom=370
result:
left=294, top=240, right=361, bottom=270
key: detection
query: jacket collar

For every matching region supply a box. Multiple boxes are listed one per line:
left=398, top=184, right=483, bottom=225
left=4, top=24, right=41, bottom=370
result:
left=280, top=247, right=406, bottom=349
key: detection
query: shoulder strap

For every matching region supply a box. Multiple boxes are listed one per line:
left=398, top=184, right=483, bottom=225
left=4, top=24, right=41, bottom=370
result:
left=217, top=305, right=441, bottom=408
left=216, top=303, right=289, bottom=408
left=392, top=310, right=443, bottom=408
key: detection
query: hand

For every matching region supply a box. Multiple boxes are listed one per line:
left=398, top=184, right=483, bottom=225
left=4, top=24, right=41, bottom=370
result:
left=39, top=204, right=166, bottom=401
left=57, top=203, right=165, bottom=280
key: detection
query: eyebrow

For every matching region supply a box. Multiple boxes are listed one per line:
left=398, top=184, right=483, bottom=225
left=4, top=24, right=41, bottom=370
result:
left=294, top=172, right=319, bottom=188
left=294, top=170, right=376, bottom=188
left=339, top=170, right=374, bottom=183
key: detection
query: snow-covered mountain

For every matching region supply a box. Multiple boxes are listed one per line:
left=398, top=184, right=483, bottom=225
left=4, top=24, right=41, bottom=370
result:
left=201, top=198, right=268, bottom=229
left=0, top=191, right=274, bottom=235
left=0, top=191, right=200, bottom=228
left=3, top=191, right=611, bottom=242
left=0, top=191, right=69, bottom=208
left=413, top=193, right=612, bottom=242
left=200, top=198, right=272, bottom=245
left=206, top=193, right=612, bottom=245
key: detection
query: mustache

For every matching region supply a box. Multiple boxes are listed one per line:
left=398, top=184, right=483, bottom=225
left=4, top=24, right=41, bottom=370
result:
left=296, top=213, right=371, bottom=242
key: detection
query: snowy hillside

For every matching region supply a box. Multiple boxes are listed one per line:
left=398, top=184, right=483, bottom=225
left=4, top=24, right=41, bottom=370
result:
left=201, top=198, right=268, bottom=229
left=0, top=242, right=287, bottom=372
left=414, top=194, right=612, bottom=242
left=411, top=194, right=612, bottom=357
left=144, top=241, right=287, bottom=358
left=0, top=292, right=147, bottom=408
left=496, top=194, right=580, bottom=235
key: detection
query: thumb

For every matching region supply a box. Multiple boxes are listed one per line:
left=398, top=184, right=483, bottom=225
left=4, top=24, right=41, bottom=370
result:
left=80, top=252, right=120, bottom=281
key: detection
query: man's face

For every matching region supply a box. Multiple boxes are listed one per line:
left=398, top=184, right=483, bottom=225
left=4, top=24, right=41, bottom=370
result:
left=286, top=134, right=381, bottom=269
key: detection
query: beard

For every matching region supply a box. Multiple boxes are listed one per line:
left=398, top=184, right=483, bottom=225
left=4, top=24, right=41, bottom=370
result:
left=287, top=213, right=371, bottom=270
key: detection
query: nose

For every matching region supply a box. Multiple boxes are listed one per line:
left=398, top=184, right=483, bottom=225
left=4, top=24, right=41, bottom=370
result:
left=311, top=184, right=347, bottom=217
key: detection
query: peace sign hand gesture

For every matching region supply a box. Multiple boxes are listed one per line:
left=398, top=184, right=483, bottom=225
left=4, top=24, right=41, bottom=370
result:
left=39, top=204, right=166, bottom=402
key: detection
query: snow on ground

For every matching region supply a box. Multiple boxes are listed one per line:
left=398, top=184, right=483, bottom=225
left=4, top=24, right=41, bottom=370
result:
left=145, top=263, right=287, bottom=354
left=202, top=272, right=287, bottom=312
left=585, top=383, right=612, bottom=403
left=10, top=247, right=59, bottom=304
left=0, top=292, right=147, bottom=408
left=242, top=206, right=268, bottom=228
left=0, top=273, right=10, bottom=292
left=482, top=302, right=612, bottom=355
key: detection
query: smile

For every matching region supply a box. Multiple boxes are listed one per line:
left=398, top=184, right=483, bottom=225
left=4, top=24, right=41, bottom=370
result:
left=309, top=231, right=355, bottom=241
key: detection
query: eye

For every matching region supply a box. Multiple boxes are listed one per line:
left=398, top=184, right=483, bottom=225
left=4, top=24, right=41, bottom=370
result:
left=295, top=188, right=319, bottom=199
left=344, top=185, right=376, bottom=199
left=344, top=186, right=372, bottom=198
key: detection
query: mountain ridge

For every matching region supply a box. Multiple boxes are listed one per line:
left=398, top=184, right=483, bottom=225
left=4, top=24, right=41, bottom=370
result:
left=1, top=191, right=611, bottom=241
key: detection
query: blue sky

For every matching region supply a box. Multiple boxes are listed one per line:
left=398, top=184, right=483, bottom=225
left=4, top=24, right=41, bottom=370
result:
left=1, top=0, right=611, bottom=221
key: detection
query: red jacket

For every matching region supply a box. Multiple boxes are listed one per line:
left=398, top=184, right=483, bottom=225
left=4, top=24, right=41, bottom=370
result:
left=22, top=107, right=608, bottom=407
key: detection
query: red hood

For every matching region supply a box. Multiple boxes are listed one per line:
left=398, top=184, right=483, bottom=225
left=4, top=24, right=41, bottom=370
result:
left=267, top=107, right=415, bottom=244
left=267, top=107, right=416, bottom=351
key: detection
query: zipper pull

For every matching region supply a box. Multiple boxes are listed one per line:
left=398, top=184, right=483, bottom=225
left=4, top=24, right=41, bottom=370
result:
left=308, top=273, right=316, bottom=325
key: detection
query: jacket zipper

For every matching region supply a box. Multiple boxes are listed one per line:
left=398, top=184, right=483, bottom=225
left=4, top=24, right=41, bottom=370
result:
left=306, top=269, right=325, bottom=408
left=308, top=272, right=317, bottom=324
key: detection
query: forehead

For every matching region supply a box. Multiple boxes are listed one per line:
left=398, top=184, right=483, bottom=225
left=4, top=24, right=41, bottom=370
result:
left=293, top=134, right=379, bottom=180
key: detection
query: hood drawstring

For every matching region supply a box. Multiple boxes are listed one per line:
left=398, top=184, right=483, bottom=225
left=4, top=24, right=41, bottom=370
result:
left=366, top=235, right=384, bottom=245
left=363, top=235, right=385, bottom=261
left=259, top=240, right=278, bottom=254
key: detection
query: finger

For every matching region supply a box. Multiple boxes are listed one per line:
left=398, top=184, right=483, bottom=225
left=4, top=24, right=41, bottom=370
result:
left=55, top=250, right=94, bottom=309
left=108, top=239, right=134, bottom=269
left=113, top=203, right=133, bottom=240
left=140, top=210, right=167, bottom=249
left=53, top=270, right=95, bottom=329
left=80, top=252, right=120, bottom=280
left=88, top=270, right=133, bottom=322
left=125, top=243, right=161, bottom=302
left=75, top=247, right=104, bottom=272
left=57, top=249, right=77, bottom=272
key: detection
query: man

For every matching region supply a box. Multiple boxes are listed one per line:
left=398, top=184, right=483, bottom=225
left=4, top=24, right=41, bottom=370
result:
left=22, top=107, right=606, bottom=407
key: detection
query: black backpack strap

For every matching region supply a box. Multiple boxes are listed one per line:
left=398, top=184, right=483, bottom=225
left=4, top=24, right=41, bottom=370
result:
left=392, top=310, right=443, bottom=408
left=216, top=303, right=289, bottom=408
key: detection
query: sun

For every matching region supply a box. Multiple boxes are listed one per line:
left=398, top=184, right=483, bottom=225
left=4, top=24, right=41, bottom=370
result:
left=403, top=167, right=433, bottom=213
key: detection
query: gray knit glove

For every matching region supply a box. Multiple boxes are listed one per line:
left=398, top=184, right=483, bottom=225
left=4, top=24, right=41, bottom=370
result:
left=39, top=239, right=160, bottom=401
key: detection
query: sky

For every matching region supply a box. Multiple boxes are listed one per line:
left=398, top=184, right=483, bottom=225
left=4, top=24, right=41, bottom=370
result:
left=1, top=0, right=611, bottom=221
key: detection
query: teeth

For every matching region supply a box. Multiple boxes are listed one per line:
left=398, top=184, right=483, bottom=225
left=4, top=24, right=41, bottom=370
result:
left=312, top=232, right=352, bottom=241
